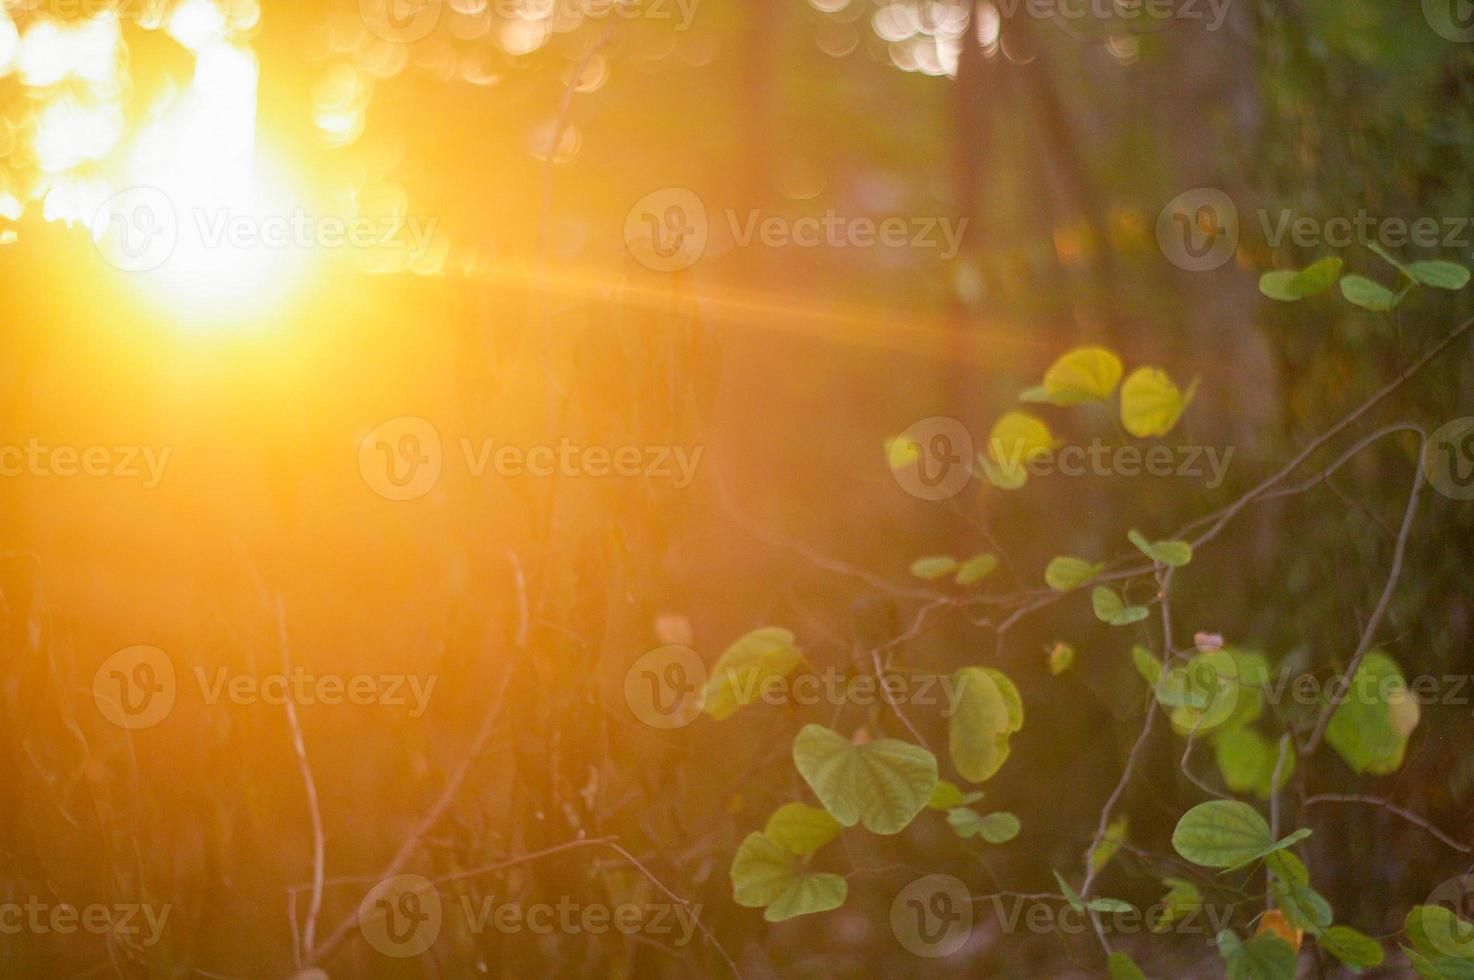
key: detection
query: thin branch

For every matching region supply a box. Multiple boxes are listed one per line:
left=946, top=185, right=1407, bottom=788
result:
left=275, top=596, right=324, bottom=968
left=1302, top=794, right=1470, bottom=854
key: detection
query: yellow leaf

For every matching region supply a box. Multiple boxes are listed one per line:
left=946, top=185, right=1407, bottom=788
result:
left=1120, top=367, right=1198, bottom=438
left=1042, top=347, right=1123, bottom=405
left=986, top=411, right=1054, bottom=467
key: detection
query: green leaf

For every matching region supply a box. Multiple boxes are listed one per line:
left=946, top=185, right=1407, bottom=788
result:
left=1407, top=904, right=1474, bottom=959
left=1264, top=849, right=1309, bottom=885
left=948, top=667, right=1023, bottom=783
left=1047, top=641, right=1075, bottom=676
left=955, top=553, right=999, bottom=586
left=1160, top=648, right=1255, bottom=735
left=1340, top=274, right=1400, bottom=311
left=947, top=808, right=1020, bottom=843
left=1127, top=528, right=1194, bottom=567
left=910, top=556, right=959, bottom=580
left=1172, top=801, right=1308, bottom=871
left=1215, top=728, right=1294, bottom=798
left=1258, top=270, right=1302, bottom=301
left=1045, top=556, right=1104, bottom=591
left=1150, top=877, right=1202, bottom=932
left=730, top=832, right=848, bottom=921
left=1089, top=815, right=1128, bottom=874
left=1318, top=925, right=1384, bottom=970
left=1272, top=875, right=1333, bottom=933
left=1054, top=870, right=1085, bottom=911
left=1132, top=645, right=1163, bottom=687
left=1120, top=367, right=1198, bottom=438
left=1038, top=346, right=1124, bottom=405
left=791, top=725, right=937, bottom=835
left=763, top=803, right=842, bottom=856
left=1325, top=651, right=1418, bottom=775
left=1107, top=952, right=1147, bottom=980
left=1407, top=260, right=1472, bottom=290
left=1223, top=931, right=1298, bottom=980
left=985, top=411, right=1054, bottom=469
left=927, top=780, right=982, bottom=810
left=1405, top=946, right=1474, bottom=979
left=704, top=627, right=803, bottom=721
left=1092, top=586, right=1149, bottom=626
left=1259, top=257, right=1343, bottom=301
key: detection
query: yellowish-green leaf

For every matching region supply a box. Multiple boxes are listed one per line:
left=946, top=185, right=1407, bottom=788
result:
left=955, top=553, right=999, bottom=586
left=1120, top=366, right=1198, bottom=438
left=1040, top=346, right=1124, bottom=405
left=1108, top=952, right=1147, bottom=980
left=1090, top=815, right=1128, bottom=873
left=910, top=555, right=959, bottom=580
left=986, top=411, right=1054, bottom=468
left=1319, top=925, right=1384, bottom=970
left=885, top=435, right=921, bottom=470
left=949, top=667, right=1023, bottom=783
left=704, top=627, right=803, bottom=721
left=730, top=832, right=848, bottom=922
left=1127, top=528, right=1194, bottom=567
left=763, top=803, right=842, bottom=856
left=1092, top=586, right=1149, bottom=626
left=1325, top=651, right=1418, bottom=775
left=1045, top=556, right=1103, bottom=591
left=792, top=724, right=937, bottom=835
left=927, top=779, right=982, bottom=810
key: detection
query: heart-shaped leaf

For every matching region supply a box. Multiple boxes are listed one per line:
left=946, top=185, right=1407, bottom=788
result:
left=730, top=832, right=847, bottom=921
left=946, top=808, right=1020, bottom=843
left=1093, top=586, right=1150, bottom=626
left=1128, top=528, right=1194, bottom=567
left=792, top=724, right=937, bottom=835
left=1325, top=651, right=1417, bottom=775
left=1259, top=257, right=1343, bottom=301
